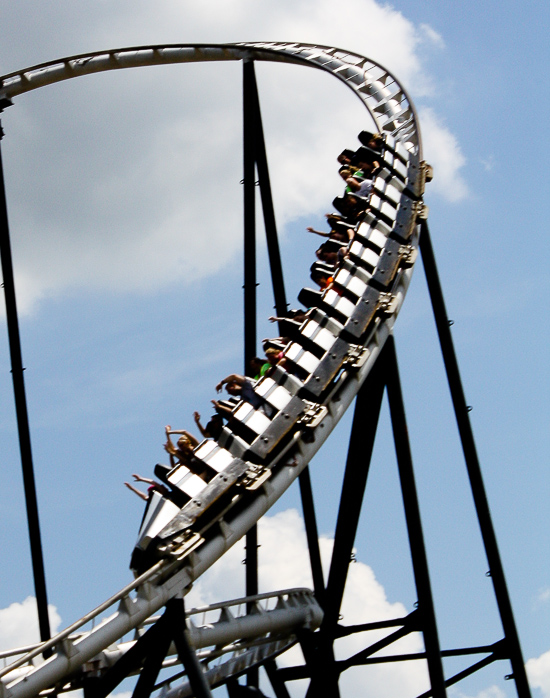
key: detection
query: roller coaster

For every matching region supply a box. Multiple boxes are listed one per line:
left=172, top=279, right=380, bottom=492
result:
left=0, top=43, right=531, bottom=698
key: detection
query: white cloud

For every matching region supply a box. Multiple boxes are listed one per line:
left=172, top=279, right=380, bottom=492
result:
left=527, top=649, right=550, bottom=698
left=0, top=596, right=61, bottom=654
left=85, top=0, right=438, bottom=96
left=0, top=0, right=464, bottom=315
left=450, top=687, right=507, bottom=698
left=419, top=107, right=470, bottom=202
left=536, top=587, right=550, bottom=605
left=419, top=23, right=446, bottom=50
left=480, top=154, right=495, bottom=172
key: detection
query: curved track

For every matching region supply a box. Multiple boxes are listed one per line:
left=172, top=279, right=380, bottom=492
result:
left=0, top=42, right=429, bottom=696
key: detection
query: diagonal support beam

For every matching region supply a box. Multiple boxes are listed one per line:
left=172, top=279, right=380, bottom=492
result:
left=131, top=628, right=172, bottom=698
left=385, top=334, right=447, bottom=698
left=264, top=658, right=292, bottom=698
left=323, top=348, right=387, bottom=629
left=84, top=598, right=214, bottom=698
left=84, top=611, right=172, bottom=698
left=246, top=63, right=287, bottom=320
left=298, top=467, right=326, bottom=605
left=335, top=611, right=417, bottom=638
left=0, top=122, right=51, bottom=649
left=417, top=644, right=505, bottom=698
left=242, top=57, right=259, bottom=689
left=168, top=598, right=214, bottom=698
left=341, top=621, right=416, bottom=670
left=301, top=349, right=387, bottom=698
left=419, top=221, right=531, bottom=698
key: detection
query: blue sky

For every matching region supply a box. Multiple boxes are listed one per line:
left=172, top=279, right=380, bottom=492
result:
left=0, top=2, right=548, bottom=697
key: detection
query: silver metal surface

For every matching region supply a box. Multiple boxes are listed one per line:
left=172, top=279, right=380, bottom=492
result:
left=0, top=42, right=421, bottom=156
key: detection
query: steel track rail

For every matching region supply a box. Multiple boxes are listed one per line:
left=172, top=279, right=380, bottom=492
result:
left=1, top=590, right=320, bottom=697
left=0, top=42, right=424, bottom=698
left=0, top=42, right=421, bottom=155
left=91, top=590, right=322, bottom=695
left=0, top=589, right=320, bottom=666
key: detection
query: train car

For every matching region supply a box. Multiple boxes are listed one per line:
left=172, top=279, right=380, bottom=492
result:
left=130, top=131, right=425, bottom=574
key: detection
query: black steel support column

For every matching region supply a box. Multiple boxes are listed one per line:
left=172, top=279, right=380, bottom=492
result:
left=243, top=59, right=257, bottom=372
left=419, top=221, right=531, bottom=698
left=84, top=609, right=172, bottom=698
left=246, top=63, right=288, bottom=320
left=323, top=351, right=387, bottom=628
left=298, top=467, right=326, bottom=605
left=242, top=60, right=291, bottom=691
left=0, top=122, right=51, bottom=646
left=85, top=598, right=213, bottom=698
left=170, top=598, right=214, bottom=698
left=304, top=351, right=387, bottom=698
left=131, top=627, right=172, bottom=698
left=300, top=628, right=339, bottom=698
left=246, top=64, right=327, bottom=674
left=385, top=334, right=447, bottom=698
left=242, top=59, right=259, bottom=689
left=264, top=659, right=292, bottom=698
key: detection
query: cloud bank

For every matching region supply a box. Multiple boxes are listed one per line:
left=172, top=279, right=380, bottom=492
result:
left=0, top=0, right=467, bottom=315
left=0, top=597, right=61, bottom=653
left=527, top=650, right=550, bottom=698
left=419, top=107, right=469, bottom=202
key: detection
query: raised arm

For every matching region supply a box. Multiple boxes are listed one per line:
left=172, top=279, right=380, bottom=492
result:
left=215, top=374, right=246, bottom=392
left=164, top=426, right=178, bottom=458
left=124, top=481, right=148, bottom=502
left=306, top=226, right=330, bottom=238
left=131, top=473, right=155, bottom=486
left=193, top=412, right=209, bottom=439
left=211, top=399, right=234, bottom=420
left=165, top=424, right=185, bottom=436
left=165, top=426, right=199, bottom=447
left=181, top=430, right=199, bottom=447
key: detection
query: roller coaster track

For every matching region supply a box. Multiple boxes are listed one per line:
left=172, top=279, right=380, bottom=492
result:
left=0, top=40, right=423, bottom=698
left=0, top=588, right=322, bottom=696
left=1, top=41, right=521, bottom=698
